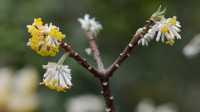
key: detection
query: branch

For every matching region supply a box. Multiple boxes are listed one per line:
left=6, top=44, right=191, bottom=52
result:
left=106, top=20, right=155, bottom=76
left=100, top=78, right=115, bottom=112
left=60, top=41, right=102, bottom=78
left=85, top=32, right=105, bottom=71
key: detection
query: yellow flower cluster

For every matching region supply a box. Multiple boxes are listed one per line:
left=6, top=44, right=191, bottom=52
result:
left=27, top=18, right=65, bottom=56
left=160, top=16, right=177, bottom=33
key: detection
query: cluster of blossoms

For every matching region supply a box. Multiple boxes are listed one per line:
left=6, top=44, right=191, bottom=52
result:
left=27, top=18, right=65, bottom=56
left=40, top=62, right=72, bottom=92
left=26, top=8, right=182, bottom=93
left=26, top=15, right=102, bottom=92
left=78, top=14, right=103, bottom=36
left=138, top=7, right=182, bottom=46
left=27, top=18, right=72, bottom=92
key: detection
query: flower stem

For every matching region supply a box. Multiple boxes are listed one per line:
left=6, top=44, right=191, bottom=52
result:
left=57, top=53, right=68, bottom=65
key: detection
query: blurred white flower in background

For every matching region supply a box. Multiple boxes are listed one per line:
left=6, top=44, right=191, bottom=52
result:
left=183, top=34, right=200, bottom=58
left=78, top=14, right=103, bottom=36
left=8, top=94, right=38, bottom=112
left=135, top=98, right=177, bottom=112
left=65, top=94, right=105, bottom=112
left=0, top=67, right=39, bottom=112
left=13, top=68, right=38, bottom=95
left=155, top=104, right=177, bottom=112
left=136, top=99, right=155, bottom=112
left=0, top=68, right=13, bottom=107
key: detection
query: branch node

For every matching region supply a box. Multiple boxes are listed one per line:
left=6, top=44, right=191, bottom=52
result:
left=109, top=96, right=114, bottom=100
left=83, top=58, right=87, bottom=62
left=128, top=43, right=133, bottom=47
left=74, top=52, right=78, bottom=56
left=64, top=43, right=68, bottom=46
left=88, top=66, right=92, bottom=70
left=102, top=82, right=108, bottom=86
left=114, top=64, right=119, bottom=68
left=105, top=108, right=111, bottom=112
left=101, top=90, right=104, bottom=94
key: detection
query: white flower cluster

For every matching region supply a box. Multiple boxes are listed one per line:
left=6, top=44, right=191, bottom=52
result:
left=183, top=34, right=200, bottom=58
left=138, top=16, right=182, bottom=46
left=41, top=62, right=72, bottom=92
left=136, top=99, right=177, bottom=112
left=0, top=67, right=39, bottom=112
left=65, top=94, right=104, bottom=112
left=78, top=14, right=103, bottom=36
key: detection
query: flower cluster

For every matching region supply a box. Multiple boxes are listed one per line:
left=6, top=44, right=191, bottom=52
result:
left=78, top=14, right=103, bottom=36
left=136, top=99, right=177, bottom=112
left=27, top=18, right=65, bottom=56
left=0, top=68, right=39, bottom=112
left=40, top=62, right=72, bottom=92
left=183, top=33, right=200, bottom=58
left=138, top=7, right=182, bottom=46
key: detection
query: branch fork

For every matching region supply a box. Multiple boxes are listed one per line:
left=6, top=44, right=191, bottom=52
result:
left=60, top=19, right=154, bottom=112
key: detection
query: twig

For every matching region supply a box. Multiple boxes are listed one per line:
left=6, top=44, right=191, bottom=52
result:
left=85, top=32, right=105, bottom=71
left=60, top=19, right=155, bottom=112
left=105, top=20, right=154, bottom=77
left=60, top=41, right=101, bottom=78
left=100, top=78, right=115, bottom=112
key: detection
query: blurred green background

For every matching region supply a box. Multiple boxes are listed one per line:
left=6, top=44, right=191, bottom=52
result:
left=0, top=0, right=199, bottom=112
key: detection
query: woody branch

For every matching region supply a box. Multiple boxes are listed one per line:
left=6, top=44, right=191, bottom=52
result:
left=60, top=19, right=154, bottom=112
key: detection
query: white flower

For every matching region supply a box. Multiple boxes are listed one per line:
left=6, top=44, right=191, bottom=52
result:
left=138, top=16, right=181, bottom=46
left=78, top=14, right=103, bottom=35
left=8, top=94, right=39, bottom=112
left=183, top=34, right=200, bottom=58
left=136, top=99, right=155, bottom=112
left=155, top=104, right=177, bottom=112
left=41, top=62, right=72, bottom=92
left=135, top=99, right=177, bottom=112
left=65, top=94, right=104, bottom=112
left=14, top=67, right=38, bottom=95
left=0, top=68, right=13, bottom=106
left=138, top=28, right=154, bottom=46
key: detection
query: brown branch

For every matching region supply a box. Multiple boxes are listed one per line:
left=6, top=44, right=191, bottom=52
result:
left=105, top=20, right=154, bottom=77
left=60, top=41, right=102, bottom=78
left=60, top=19, right=155, bottom=112
left=85, top=32, right=105, bottom=71
left=99, top=78, right=115, bottom=112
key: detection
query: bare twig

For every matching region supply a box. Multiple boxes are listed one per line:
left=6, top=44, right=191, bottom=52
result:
left=105, top=20, right=154, bottom=77
left=85, top=32, right=105, bottom=71
left=60, top=19, right=155, bottom=112
left=60, top=41, right=101, bottom=78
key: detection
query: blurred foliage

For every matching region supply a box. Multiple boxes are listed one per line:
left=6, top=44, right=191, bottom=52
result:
left=0, top=0, right=199, bottom=112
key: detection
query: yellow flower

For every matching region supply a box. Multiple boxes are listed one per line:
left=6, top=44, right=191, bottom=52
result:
left=160, top=24, right=169, bottom=33
left=167, top=16, right=177, bottom=25
left=165, top=39, right=175, bottom=46
left=27, top=18, right=65, bottom=56
left=33, top=18, right=43, bottom=26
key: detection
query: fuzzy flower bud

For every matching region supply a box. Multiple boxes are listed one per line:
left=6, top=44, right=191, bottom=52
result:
left=27, top=18, right=65, bottom=56
left=78, top=14, right=102, bottom=36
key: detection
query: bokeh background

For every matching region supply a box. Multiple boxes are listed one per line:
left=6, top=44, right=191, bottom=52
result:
left=0, top=0, right=199, bottom=112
